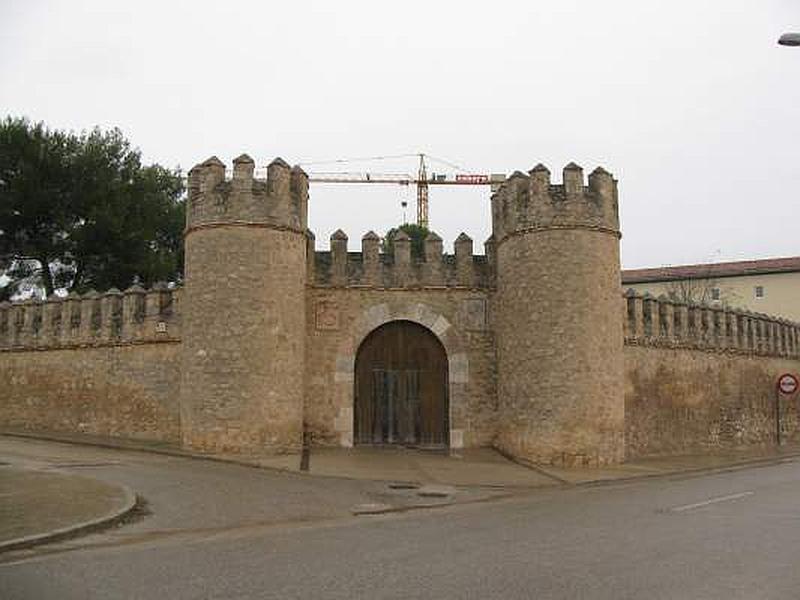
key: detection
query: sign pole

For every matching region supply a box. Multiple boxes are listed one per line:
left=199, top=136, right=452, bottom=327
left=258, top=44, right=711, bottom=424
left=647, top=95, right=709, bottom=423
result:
left=775, top=373, right=800, bottom=447
left=776, top=385, right=781, bottom=446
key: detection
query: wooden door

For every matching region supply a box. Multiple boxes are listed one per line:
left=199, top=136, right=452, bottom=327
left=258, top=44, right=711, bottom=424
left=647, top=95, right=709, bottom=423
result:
left=354, top=320, right=448, bottom=447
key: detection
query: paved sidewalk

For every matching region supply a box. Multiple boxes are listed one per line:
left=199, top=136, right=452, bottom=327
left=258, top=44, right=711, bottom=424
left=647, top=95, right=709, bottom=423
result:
left=0, top=466, right=135, bottom=552
left=250, top=444, right=800, bottom=488
left=0, top=430, right=559, bottom=488
left=0, top=436, right=514, bottom=555
left=3, top=432, right=800, bottom=555
left=253, top=446, right=559, bottom=487
left=531, top=443, right=800, bottom=485
left=4, top=429, right=800, bottom=487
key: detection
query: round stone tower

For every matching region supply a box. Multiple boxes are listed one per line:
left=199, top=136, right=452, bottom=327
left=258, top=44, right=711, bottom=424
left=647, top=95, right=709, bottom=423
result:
left=493, top=162, right=624, bottom=467
left=181, top=154, right=308, bottom=453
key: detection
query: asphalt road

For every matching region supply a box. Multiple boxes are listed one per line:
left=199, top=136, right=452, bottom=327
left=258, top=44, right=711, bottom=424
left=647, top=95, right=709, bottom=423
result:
left=3, top=447, right=800, bottom=599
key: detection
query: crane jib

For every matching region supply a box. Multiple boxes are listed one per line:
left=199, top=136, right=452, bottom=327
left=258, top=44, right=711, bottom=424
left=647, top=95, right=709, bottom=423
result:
left=307, top=175, right=493, bottom=185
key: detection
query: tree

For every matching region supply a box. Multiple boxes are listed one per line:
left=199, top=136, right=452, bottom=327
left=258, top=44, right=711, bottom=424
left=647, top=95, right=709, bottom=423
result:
left=664, top=277, right=717, bottom=305
left=0, top=117, right=184, bottom=300
left=663, top=271, right=739, bottom=307
left=382, top=223, right=430, bottom=260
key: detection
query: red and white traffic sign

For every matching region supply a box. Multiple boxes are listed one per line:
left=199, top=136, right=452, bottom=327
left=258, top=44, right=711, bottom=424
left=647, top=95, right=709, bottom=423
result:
left=778, top=373, right=799, bottom=395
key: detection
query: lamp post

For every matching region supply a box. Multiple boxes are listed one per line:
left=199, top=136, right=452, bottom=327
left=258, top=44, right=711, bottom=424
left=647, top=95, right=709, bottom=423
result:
left=778, top=33, right=800, bottom=46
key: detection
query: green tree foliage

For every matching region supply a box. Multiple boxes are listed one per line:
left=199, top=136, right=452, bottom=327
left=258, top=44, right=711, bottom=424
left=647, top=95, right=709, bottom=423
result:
left=0, top=117, right=185, bottom=300
left=382, top=223, right=430, bottom=260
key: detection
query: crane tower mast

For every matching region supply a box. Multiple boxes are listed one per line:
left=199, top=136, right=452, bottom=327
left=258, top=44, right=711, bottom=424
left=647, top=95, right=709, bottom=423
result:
left=416, top=154, right=429, bottom=229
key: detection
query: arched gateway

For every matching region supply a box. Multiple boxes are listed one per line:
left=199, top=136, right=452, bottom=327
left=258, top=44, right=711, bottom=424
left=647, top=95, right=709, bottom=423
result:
left=354, top=320, right=449, bottom=447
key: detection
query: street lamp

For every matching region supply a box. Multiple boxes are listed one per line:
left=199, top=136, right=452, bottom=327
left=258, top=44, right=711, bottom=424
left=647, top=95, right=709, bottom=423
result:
left=778, top=33, right=800, bottom=46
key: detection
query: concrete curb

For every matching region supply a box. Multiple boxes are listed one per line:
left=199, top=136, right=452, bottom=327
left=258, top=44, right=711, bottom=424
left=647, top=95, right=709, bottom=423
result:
left=0, top=482, right=139, bottom=554
left=493, top=440, right=800, bottom=488
left=351, top=490, right=515, bottom=516
left=0, top=430, right=304, bottom=478
left=492, top=449, right=573, bottom=486
left=0, top=430, right=458, bottom=488
left=1, top=430, right=553, bottom=491
left=572, top=451, right=800, bottom=488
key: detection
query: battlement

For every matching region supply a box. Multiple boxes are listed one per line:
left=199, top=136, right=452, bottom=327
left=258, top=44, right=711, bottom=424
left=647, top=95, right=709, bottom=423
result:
left=310, top=230, right=493, bottom=288
left=491, top=163, right=619, bottom=244
left=186, top=154, right=308, bottom=233
left=623, top=290, right=800, bottom=358
left=0, top=285, right=181, bottom=351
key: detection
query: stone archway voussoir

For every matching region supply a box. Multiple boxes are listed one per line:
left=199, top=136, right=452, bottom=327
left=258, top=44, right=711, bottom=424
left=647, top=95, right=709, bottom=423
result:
left=332, top=300, right=470, bottom=449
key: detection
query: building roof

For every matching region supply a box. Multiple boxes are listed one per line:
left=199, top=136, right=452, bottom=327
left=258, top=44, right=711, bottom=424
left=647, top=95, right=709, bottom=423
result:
left=622, top=256, right=800, bottom=284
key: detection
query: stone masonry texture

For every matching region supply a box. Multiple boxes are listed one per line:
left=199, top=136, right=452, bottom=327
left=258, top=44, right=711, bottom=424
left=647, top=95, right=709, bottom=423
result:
left=180, top=226, right=306, bottom=454
left=495, top=230, right=625, bottom=467
left=625, top=346, right=800, bottom=457
left=1, top=155, right=799, bottom=467
left=0, top=343, right=181, bottom=442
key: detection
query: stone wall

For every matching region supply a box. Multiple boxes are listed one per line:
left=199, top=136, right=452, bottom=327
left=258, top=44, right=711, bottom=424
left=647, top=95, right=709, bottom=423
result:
left=2, top=146, right=799, bottom=467
left=179, top=155, right=309, bottom=454
left=492, top=164, right=625, bottom=467
left=623, top=291, right=800, bottom=457
left=0, top=286, right=182, bottom=442
left=2, top=278, right=799, bottom=461
left=626, top=346, right=800, bottom=457
left=304, top=226, right=496, bottom=449
left=181, top=226, right=306, bottom=454
left=313, top=230, right=492, bottom=289
left=306, top=287, right=496, bottom=449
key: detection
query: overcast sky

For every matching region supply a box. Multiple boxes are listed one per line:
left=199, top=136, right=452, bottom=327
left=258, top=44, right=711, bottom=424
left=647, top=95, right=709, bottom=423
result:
left=1, top=1, right=798, bottom=268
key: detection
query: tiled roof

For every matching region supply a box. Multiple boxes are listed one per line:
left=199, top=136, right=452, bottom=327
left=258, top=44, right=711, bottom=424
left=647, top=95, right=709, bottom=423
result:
left=622, top=256, right=800, bottom=284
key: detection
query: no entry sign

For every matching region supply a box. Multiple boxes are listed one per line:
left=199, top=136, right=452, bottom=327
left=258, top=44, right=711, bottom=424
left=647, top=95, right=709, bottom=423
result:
left=778, top=373, right=799, bottom=395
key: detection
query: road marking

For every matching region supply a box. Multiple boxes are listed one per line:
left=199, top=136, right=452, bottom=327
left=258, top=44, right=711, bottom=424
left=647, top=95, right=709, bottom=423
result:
left=668, top=491, right=754, bottom=513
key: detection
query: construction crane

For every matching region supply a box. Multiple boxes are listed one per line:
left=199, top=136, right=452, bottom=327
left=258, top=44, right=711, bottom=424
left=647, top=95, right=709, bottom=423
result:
left=303, top=153, right=505, bottom=230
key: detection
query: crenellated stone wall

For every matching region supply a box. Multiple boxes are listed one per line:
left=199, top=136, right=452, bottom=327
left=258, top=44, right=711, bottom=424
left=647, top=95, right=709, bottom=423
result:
left=311, top=230, right=493, bottom=289
left=180, top=155, right=307, bottom=454
left=0, top=285, right=181, bottom=441
left=623, top=291, right=800, bottom=457
left=492, top=163, right=625, bottom=467
left=1, top=151, right=799, bottom=468
left=622, top=291, right=800, bottom=356
left=0, top=285, right=181, bottom=350
left=304, top=228, right=497, bottom=449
